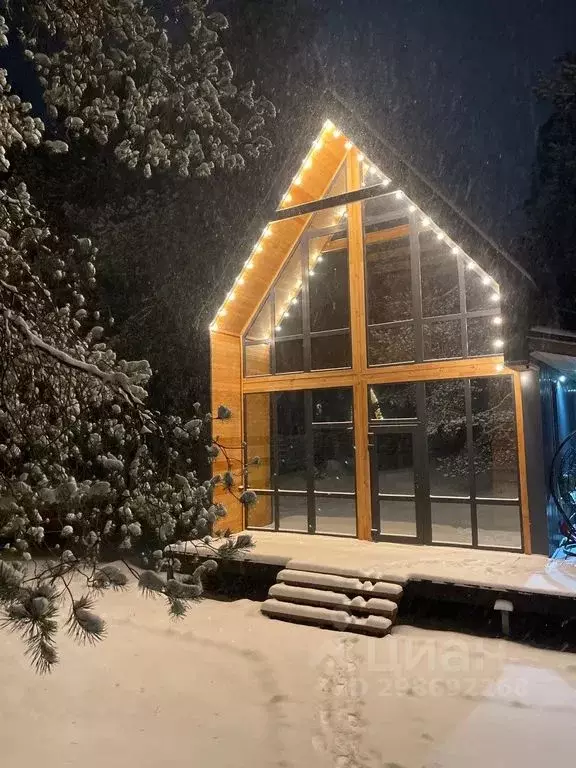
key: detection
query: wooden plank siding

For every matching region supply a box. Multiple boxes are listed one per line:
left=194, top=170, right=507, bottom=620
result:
left=513, top=371, right=532, bottom=554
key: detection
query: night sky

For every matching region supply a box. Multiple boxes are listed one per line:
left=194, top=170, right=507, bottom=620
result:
left=309, top=0, right=576, bottom=247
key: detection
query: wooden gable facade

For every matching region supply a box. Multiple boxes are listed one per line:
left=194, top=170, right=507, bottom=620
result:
left=210, top=114, right=546, bottom=554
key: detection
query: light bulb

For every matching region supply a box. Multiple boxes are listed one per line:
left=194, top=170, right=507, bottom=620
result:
left=262, top=227, right=271, bottom=238
left=304, top=158, right=312, bottom=169
left=219, top=308, right=227, bottom=317
left=395, top=190, right=403, bottom=200
left=369, top=166, right=377, bottom=175
left=490, top=292, right=500, bottom=302
left=451, top=246, right=459, bottom=255
left=345, top=140, right=353, bottom=150
left=358, top=153, right=364, bottom=161
left=317, top=255, right=324, bottom=262
left=245, top=259, right=254, bottom=269
left=275, top=325, right=282, bottom=332
left=333, top=129, right=342, bottom=138
left=482, top=275, right=491, bottom=286
left=559, top=375, right=567, bottom=383
left=381, top=178, right=391, bottom=187
left=313, top=138, right=323, bottom=150
left=228, top=292, right=235, bottom=301
left=283, top=193, right=292, bottom=204
left=284, top=312, right=290, bottom=318
left=496, top=363, right=504, bottom=372
left=236, top=276, right=245, bottom=286
left=436, top=231, right=445, bottom=241
left=466, top=260, right=476, bottom=271
left=309, top=269, right=315, bottom=276
left=409, top=204, right=417, bottom=213
left=254, top=244, right=263, bottom=253
left=291, top=298, right=298, bottom=305
left=493, top=339, right=504, bottom=349
left=210, top=322, right=218, bottom=332
left=421, top=217, right=430, bottom=227
left=492, top=316, right=503, bottom=325
left=294, top=175, right=302, bottom=185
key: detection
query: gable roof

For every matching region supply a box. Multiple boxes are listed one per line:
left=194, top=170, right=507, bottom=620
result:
left=210, top=89, right=538, bottom=338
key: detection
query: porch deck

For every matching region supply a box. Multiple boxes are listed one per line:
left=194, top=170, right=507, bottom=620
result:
left=238, top=531, right=576, bottom=601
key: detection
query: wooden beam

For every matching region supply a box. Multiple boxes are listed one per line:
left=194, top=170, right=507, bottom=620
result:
left=513, top=371, right=532, bottom=554
left=243, top=356, right=509, bottom=393
left=272, top=182, right=390, bottom=222
left=347, top=149, right=372, bottom=541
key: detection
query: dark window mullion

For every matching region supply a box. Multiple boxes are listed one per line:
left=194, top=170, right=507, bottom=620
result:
left=408, top=212, right=423, bottom=362
left=305, top=390, right=315, bottom=533
left=302, top=239, right=312, bottom=372
left=464, top=378, right=479, bottom=547
left=458, top=253, right=469, bottom=357
left=270, top=290, right=277, bottom=374
left=271, top=393, right=280, bottom=531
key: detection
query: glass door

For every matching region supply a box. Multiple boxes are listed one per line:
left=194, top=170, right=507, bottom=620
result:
left=370, top=425, right=429, bottom=543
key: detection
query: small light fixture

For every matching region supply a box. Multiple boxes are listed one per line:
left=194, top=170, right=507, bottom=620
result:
left=482, top=275, right=491, bottom=286
left=236, top=276, right=245, bottom=286
left=493, top=316, right=503, bottom=325
left=559, top=375, right=567, bottom=383
left=490, top=292, right=500, bottom=302
left=493, top=339, right=504, bottom=349
left=421, top=217, right=430, bottom=227
left=451, top=246, right=459, bottom=255
left=291, top=298, right=298, bottom=305
left=466, top=260, right=476, bottom=271
left=275, top=325, right=282, bottom=332
left=333, top=128, right=342, bottom=138
left=309, top=269, right=315, bottom=276
left=317, top=255, right=324, bottom=262
left=436, top=231, right=445, bottom=241
left=381, top=178, right=391, bottom=187
left=409, top=204, right=417, bottom=213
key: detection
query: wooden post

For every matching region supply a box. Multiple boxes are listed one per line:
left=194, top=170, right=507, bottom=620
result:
left=347, top=149, right=371, bottom=540
left=513, top=371, right=532, bottom=554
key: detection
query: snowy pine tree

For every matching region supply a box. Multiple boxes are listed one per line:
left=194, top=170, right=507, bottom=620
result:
left=0, top=2, right=268, bottom=672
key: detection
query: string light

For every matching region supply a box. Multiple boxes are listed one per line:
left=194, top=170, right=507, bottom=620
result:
left=228, top=291, right=235, bottom=301
left=421, top=217, right=430, bottom=227
left=496, top=363, right=505, bottom=372
left=304, top=158, right=312, bottom=169
left=309, top=269, right=316, bottom=276
left=382, top=178, right=391, bottom=187
left=313, top=138, right=323, bottom=151
left=294, top=175, right=302, bottom=185
left=493, top=339, right=504, bottom=349
left=490, top=292, right=500, bottom=302
left=262, top=227, right=272, bottom=238
left=436, top=231, right=445, bottom=241
left=245, top=259, right=254, bottom=269
left=482, top=275, right=491, bottom=286
left=219, top=308, right=227, bottom=317
left=395, top=190, right=403, bottom=200
left=559, top=375, right=567, bottom=383
left=323, top=119, right=334, bottom=131
left=358, top=153, right=364, bottom=161
left=451, top=246, right=459, bottom=255
left=254, top=244, right=263, bottom=253
left=210, top=322, right=218, bottom=332
left=236, top=276, right=245, bottom=286
left=345, top=140, right=353, bottom=150
left=408, top=204, right=417, bottom=213
left=493, top=316, right=503, bottom=325
left=291, top=298, right=298, bottom=305
left=282, top=193, right=292, bottom=204
left=466, top=260, right=476, bottom=271
left=333, top=129, right=342, bottom=138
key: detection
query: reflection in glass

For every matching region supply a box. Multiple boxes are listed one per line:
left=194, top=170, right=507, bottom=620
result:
left=274, top=250, right=303, bottom=338
left=420, top=233, right=460, bottom=317
left=423, top=319, right=462, bottom=360
left=313, top=431, right=355, bottom=493
left=276, top=391, right=306, bottom=491
left=311, top=333, right=351, bottom=370
left=467, top=315, right=499, bottom=357
left=275, top=339, right=304, bottom=373
left=313, top=388, right=353, bottom=423
left=471, top=376, right=518, bottom=499
left=477, top=504, right=521, bottom=548
left=365, top=232, right=412, bottom=325
left=466, top=267, right=500, bottom=312
left=278, top=494, right=308, bottom=531
left=245, top=343, right=271, bottom=376
left=376, top=433, right=415, bottom=495
left=315, top=496, right=356, bottom=536
left=245, top=298, right=272, bottom=342
left=369, top=383, right=417, bottom=420
left=431, top=502, right=472, bottom=545
left=246, top=493, right=274, bottom=529
left=245, top=393, right=272, bottom=490
left=368, top=324, right=415, bottom=365
left=426, top=379, right=469, bottom=496
left=309, top=248, right=350, bottom=332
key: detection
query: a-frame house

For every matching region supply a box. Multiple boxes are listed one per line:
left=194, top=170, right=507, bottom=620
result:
left=209, top=97, right=560, bottom=556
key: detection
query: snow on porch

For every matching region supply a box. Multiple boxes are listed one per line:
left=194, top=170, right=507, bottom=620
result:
left=229, top=531, right=576, bottom=600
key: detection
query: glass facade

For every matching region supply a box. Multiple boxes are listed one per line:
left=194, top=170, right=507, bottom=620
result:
left=238, top=157, right=521, bottom=551
left=244, top=388, right=356, bottom=536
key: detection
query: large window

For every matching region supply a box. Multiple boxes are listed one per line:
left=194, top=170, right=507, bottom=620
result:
left=364, top=197, right=503, bottom=367
left=371, top=375, right=521, bottom=549
left=243, top=203, right=352, bottom=376
left=244, top=387, right=356, bottom=535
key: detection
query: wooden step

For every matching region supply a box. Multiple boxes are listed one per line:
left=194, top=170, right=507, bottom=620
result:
left=276, top=569, right=403, bottom=600
left=261, top=599, right=393, bottom=636
left=269, top=583, right=398, bottom=618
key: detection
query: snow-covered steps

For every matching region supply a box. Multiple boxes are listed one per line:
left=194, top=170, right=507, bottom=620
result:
left=261, top=568, right=403, bottom=636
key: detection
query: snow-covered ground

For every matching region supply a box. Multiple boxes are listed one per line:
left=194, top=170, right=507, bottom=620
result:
left=2, top=590, right=576, bottom=768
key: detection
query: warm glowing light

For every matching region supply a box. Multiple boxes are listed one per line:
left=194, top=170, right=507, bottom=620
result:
left=275, top=325, right=282, bottom=332
left=482, top=275, right=491, bottom=286
left=317, top=255, right=324, bottom=262
left=409, top=204, right=417, bottom=213
left=333, top=129, right=342, bottom=138
left=210, top=323, right=218, bottom=332
left=358, top=153, right=364, bottom=162
left=395, top=190, right=403, bottom=200
left=291, top=298, right=298, bottom=305
left=559, top=375, right=567, bottom=383
left=490, top=292, right=500, bottom=302
left=262, top=227, right=271, bottom=238
left=304, top=158, right=312, bottom=169
left=245, top=259, right=254, bottom=269
left=254, top=244, right=263, bottom=253
left=436, top=231, right=445, bottom=241
left=493, top=316, right=503, bottom=325
left=283, top=193, right=292, bottom=204
left=466, top=260, right=476, bottom=271
left=421, top=217, right=430, bottom=227
left=345, top=140, right=353, bottom=150
left=309, top=269, right=315, bottom=276
left=219, top=308, right=227, bottom=317
left=236, top=276, right=245, bottom=286
left=451, top=246, right=459, bottom=255
left=294, top=175, right=302, bottom=185
left=496, top=363, right=505, bottom=372
left=313, top=138, right=323, bottom=150
left=370, top=166, right=378, bottom=175
left=493, top=339, right=504, bottom=349
left=323, top=119, right=334, bottom=131
left=228, top=292, right=235, bottom=301
left=381, top=178, right=391, bottom=187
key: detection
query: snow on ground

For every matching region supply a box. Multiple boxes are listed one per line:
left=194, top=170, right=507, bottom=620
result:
left=2, top=589, right=576, bottom=768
